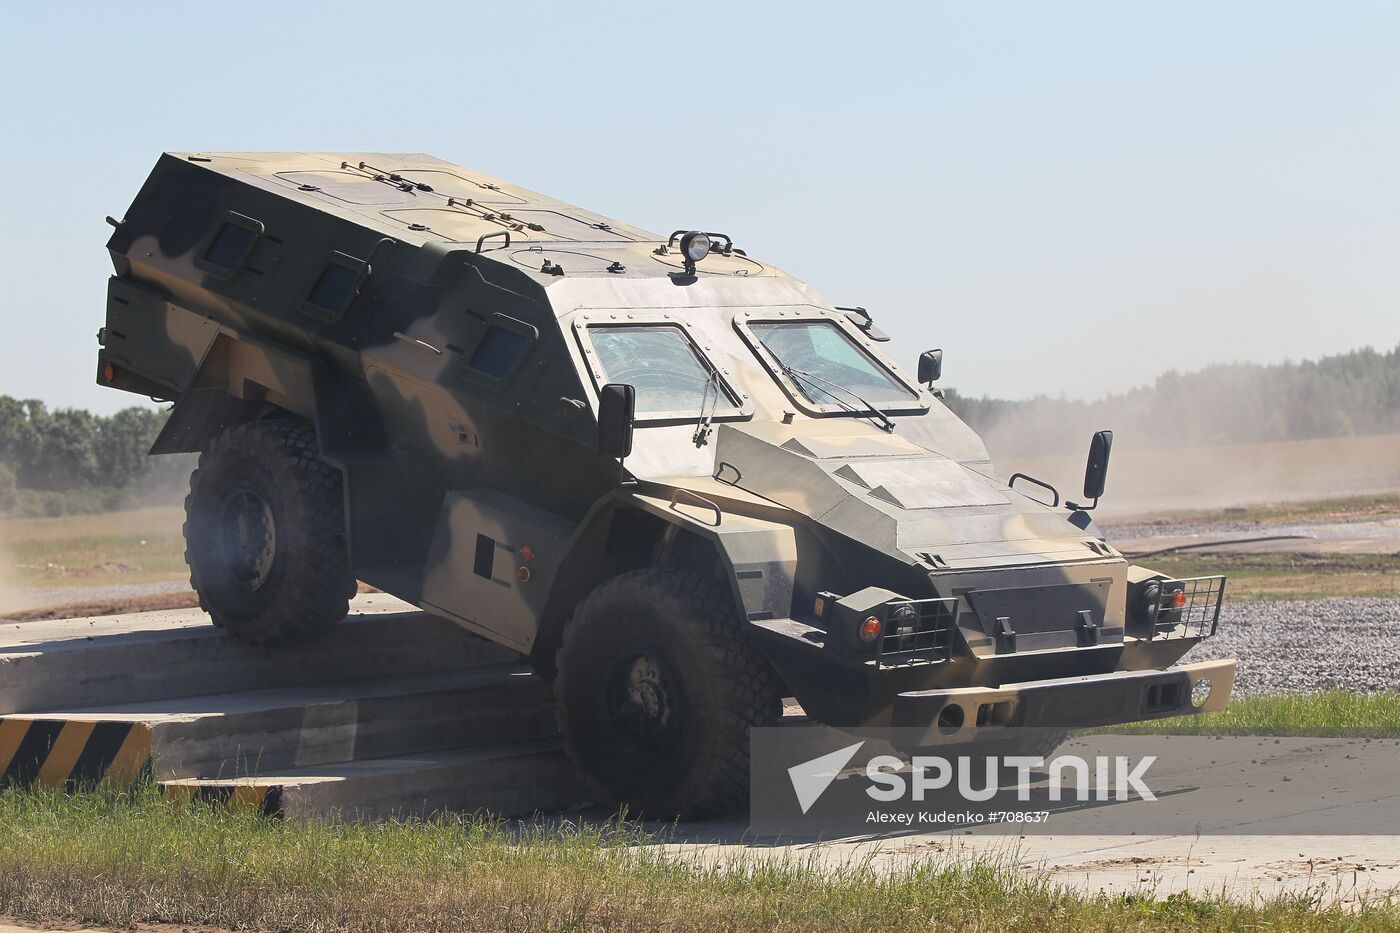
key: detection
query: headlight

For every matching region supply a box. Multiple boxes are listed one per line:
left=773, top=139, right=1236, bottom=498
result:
left=680, top=231, right=710, bottom=263
left=1131, top=581, right=1162, bottom=623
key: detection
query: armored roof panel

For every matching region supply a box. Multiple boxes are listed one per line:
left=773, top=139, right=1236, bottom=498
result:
left=162, top=152, right=784, bottom=284
left=171, top=151, right=662, bottom=246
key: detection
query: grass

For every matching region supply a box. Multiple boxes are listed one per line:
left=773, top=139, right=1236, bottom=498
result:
left=1147, top=551, right=1400, bottom=602
left=1108, top=690, right=1400, bottom=737
left=0, top=505, right=187, bottom=588
left=0, top=787, right=1393, bottom=932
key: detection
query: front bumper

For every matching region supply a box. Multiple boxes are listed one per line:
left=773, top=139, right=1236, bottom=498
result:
left=891, top=658, right=1236, bottom=746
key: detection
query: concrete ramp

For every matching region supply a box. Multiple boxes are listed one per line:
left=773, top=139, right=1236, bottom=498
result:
left=0, top=594, right=581, bottom=818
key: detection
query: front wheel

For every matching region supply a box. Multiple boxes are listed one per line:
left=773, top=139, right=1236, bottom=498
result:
left=554, top=569, right=782, bottom=819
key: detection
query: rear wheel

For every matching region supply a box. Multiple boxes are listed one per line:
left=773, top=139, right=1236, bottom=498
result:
left=184, top=418, right=355, bottom=645
left=555, top=569, right=781, bottom=819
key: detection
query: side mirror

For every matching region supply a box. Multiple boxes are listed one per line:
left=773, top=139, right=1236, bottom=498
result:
left=917, top=349, right=943, bottom=386
left=598, top=383, right=636, bottom=461
left=1082, top=430, right=1113, bottom=502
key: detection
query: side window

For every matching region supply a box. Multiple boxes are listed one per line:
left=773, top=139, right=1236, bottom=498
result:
left=466, top=313, right=537, bottom=384
left=195, top=211, right=264, bottom=279
left=303, top=252, right=369, bottom=322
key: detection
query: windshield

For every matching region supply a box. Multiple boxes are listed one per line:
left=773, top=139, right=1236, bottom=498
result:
left=589, top=325, right=735, bottom=414
left=750, top=320, right=916, bottom=404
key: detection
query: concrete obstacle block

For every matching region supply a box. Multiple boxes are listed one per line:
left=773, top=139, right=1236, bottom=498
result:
left=0, top=716, right=152, bottom=790
left=0, top=595, right=587, bottom=818
left=0, top=595, right=516, bottom=715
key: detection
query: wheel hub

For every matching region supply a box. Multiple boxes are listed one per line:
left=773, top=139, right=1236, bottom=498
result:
left=607, top=650, right=682, bottom=755
left=219, top=484, right=276, bottom=593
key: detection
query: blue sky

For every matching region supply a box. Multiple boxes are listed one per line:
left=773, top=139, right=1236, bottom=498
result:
left=3, top=1, right=1397, bottom=413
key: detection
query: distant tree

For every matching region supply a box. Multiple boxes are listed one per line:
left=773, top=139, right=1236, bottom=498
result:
left=0, top=397, right=38, bottom=472
left=97, top=406, right=166, bottom=487
left=23, top=406, right=100, bottom=490
left=0, top=462, right=15, bottom=513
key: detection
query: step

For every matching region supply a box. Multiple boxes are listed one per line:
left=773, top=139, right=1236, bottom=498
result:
left=161, top=742, right=581, bottom=820
left=0, top=594, right=519, bottom=714
left=8, top=665, right=557, bottom=781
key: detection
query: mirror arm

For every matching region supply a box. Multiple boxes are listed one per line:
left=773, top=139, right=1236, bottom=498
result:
left=1065, top=496, right=1099, bottom=512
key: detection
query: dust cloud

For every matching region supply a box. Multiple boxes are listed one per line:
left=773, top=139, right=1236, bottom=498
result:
left=944, top=346, right=1400, bottom=516
left=969, top=411, right=1400, bottom=518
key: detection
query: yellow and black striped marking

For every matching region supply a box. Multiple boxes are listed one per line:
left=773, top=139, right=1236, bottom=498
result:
left=0, top=717, right=152, bottom=790
left=161, top=782, right=284, bottom=818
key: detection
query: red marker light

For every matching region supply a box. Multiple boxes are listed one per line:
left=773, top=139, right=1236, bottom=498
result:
left=519, top=546, right=535, bottom=562
left=1167, top=590, right=1187, bottom=610
left=859, top=616, right=882, bottom=642
left=102, top=362, right=115, bottom=382
left=517, top=566, right=531, bottom=583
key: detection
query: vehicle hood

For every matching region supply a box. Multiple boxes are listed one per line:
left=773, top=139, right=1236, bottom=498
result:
left=713, top=420, right=1108, bottom=569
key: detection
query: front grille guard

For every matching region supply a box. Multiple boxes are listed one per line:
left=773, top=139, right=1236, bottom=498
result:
left=877, top=596, right=959, bottom=668
left=872, top=576, right=1223, bottom=665
left=1148, top=575, right=1226, bottom=640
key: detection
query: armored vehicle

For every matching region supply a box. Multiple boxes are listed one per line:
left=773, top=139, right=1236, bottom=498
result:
left=96, top=152, right=1235, bottom=817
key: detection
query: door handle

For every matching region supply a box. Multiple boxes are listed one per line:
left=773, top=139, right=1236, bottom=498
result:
left=393, top=332, right=442, bottom=355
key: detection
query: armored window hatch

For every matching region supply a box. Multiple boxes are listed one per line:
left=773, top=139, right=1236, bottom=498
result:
left=195, top=211, right=264, bottom=280
left=303, top=251, right=370, bottom=322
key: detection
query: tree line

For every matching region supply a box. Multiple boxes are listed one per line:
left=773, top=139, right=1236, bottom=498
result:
left=0, top=398, right=191, bottom=515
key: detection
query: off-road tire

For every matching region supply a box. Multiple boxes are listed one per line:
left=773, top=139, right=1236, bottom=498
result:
left=183, top=418, right=355, bottom=646
left=554, top=569, right=782, bottom=819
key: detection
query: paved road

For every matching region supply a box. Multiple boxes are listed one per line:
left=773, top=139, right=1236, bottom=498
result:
left=661, top=735, right=1400, bottom=907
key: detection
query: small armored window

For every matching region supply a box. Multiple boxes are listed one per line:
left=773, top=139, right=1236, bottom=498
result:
left=470, top=327, right=530, bottom=379
left=303, top=252, right=369, bottom=322
left=196, top=212, right=264, bottom=278
left=205, top=225, right=255, bottom=269
left=467, top=314, right=538, bottom=384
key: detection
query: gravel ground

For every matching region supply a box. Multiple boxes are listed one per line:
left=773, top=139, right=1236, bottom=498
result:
left=1186, top=597, right=1400, bottom=695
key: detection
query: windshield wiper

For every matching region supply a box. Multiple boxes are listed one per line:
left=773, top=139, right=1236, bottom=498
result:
left=691, top=368, right=723, bottom=447
left=776, top=362, right=897, bottom=433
